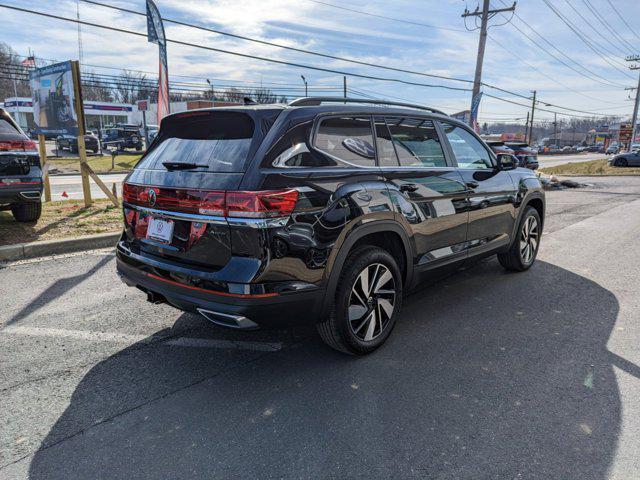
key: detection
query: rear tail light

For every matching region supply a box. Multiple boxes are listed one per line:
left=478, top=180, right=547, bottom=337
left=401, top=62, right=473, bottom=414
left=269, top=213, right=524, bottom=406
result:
left=226, top=190, right=298, bottom=218
left=0, top=140, right=37, bottom=152
left=123, top=183, right=298, bottom=218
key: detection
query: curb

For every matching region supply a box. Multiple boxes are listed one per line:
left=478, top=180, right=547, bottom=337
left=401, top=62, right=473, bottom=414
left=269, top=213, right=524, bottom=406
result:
left=0, top=232, right=120, bottom=262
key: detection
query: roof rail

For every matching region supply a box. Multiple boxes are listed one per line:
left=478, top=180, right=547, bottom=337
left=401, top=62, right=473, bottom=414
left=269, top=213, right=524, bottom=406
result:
left=287, top=97, right=447, bottom=115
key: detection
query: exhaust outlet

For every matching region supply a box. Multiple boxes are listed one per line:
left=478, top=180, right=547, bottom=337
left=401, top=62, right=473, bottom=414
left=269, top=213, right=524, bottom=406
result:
left=197, top=308, right=259, bottom=330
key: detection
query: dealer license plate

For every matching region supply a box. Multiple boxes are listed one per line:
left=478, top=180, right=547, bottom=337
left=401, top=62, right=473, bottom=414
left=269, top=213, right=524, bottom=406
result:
left=146, top=217, right=174, bottom=243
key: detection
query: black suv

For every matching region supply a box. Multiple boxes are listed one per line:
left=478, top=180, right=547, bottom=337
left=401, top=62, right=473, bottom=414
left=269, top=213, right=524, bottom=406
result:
left=101, top=124, right=143, bottom=151
left=0, top=108, right=43, bottom=222
left=116, top=98, right=545, bottom=355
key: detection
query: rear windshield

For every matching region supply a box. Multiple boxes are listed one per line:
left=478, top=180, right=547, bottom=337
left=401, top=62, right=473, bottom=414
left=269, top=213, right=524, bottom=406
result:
left=0, top=118, right=19, bottom=134
left=136, top=112, right=255, bottom=173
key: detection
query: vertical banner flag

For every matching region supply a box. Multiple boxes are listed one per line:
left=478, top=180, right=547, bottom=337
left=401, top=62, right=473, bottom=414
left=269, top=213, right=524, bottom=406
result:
left=469, top=92, right=483, bottom=133
left=146, top=0, right=169, bottom=124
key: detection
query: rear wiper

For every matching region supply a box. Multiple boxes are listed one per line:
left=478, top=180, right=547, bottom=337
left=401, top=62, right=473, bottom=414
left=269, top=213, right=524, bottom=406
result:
left=162, top=161, right=208, bottom=171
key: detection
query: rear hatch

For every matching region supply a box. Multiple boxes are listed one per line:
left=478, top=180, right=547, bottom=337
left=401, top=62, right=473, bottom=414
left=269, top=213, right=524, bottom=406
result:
left=122, top=108, right=283, bottom=270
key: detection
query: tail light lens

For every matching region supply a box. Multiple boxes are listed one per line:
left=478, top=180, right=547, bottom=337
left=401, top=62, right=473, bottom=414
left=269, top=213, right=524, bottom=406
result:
left=226, top=190, right=298, bottom=218
left=123, top=183, right=298, bottom=218
left=0, top=140, right=37, bottom=151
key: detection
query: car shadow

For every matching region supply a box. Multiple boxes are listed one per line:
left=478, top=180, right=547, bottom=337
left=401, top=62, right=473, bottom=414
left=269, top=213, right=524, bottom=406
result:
left=2, top=254, right=113, bottom=328
left=27, top=259, right=626, bottom=479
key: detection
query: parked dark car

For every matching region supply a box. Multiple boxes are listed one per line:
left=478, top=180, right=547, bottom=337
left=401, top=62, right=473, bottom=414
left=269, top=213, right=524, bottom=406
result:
left=505, top=142, right=539, bottom=170
left=609, top=150, right=640, bottom=167
left=116, top=98, right=545, bottom=355
left=56, top=133, right=99, bottom=154
left=0, top=108, right=43, bottom=222
left=101, top=124, right=143, bottom=151
left=586, top=145, right=603, bottom=153
left=606, top=144, right=620, bottom=155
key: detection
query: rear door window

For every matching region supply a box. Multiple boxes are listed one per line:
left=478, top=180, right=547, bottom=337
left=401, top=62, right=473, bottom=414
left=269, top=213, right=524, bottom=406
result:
left=314, top=116, right=375, bottom=167
left=383, top=117, right=447, bottom=168
left=135, top=112, right=255, bottom=173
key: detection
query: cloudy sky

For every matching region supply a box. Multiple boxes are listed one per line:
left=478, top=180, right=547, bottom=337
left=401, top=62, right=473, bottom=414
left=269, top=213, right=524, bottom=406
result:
left=1, top=0, right=639, bottom=123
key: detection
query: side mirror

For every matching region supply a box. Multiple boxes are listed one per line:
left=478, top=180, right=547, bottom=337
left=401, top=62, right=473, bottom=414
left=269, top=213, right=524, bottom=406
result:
left=497, top=153, right=517, bottom=171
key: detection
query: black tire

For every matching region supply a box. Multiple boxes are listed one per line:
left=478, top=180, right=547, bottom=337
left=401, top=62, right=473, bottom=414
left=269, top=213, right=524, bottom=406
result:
left=317, top=246, right=403, bottom=355
left=135, top=145, right=142, bottom=151
left=619, top=158, right=628, bottom=167
left=498, top=206, right=541, bottom=272
left=71, top=145, right=78, bottom=154
left=11, top=201, right=42, bottom=222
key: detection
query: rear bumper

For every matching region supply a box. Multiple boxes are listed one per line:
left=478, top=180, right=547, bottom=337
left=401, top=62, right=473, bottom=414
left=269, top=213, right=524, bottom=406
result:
left=116, top=247, right=326, bottom=328
left=0, top=183, right=42, bottom=204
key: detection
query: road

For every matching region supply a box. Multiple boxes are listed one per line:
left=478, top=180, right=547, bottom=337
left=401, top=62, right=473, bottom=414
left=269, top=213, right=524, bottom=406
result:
left=2, top=176, right=640, bottom=479
left=48, top=173, right=127, bottom=201
left=537, top=152, right=607, bottom=168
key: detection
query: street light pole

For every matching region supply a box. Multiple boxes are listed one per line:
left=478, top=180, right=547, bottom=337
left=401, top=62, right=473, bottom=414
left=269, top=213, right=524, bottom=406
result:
left=206, top=78, right=214, bottom=102
left=300, top=75, right=308, bottom=97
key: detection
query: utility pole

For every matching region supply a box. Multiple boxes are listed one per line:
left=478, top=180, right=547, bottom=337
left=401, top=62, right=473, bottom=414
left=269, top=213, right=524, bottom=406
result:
left=553, top=112, right=558, bottom=148
left=524, top=111, right=530, bottom=143
left=528, top=90, right=537, bottom=145
left=462, top=1, right=516, bottom=124
left=625, top=55, right=640, bottom=148
left=301, top=75, right=308, bottom=97
left=343, top=76, right=347, bottom=102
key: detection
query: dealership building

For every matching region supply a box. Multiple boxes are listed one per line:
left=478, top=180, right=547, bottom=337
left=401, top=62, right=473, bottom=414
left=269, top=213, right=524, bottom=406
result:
left=1, top=96, right=137, bottom=131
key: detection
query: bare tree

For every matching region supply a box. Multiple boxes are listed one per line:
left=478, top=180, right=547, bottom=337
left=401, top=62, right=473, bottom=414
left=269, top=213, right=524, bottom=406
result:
left=112, top=70, right=153, bottom=104
left=220, top=87, right=243, bottom=103
left=0, top=42, right=31, bottom=99
left=252, top=87, right=278, bottom=104
left=82, top=72, right=114, bottom=102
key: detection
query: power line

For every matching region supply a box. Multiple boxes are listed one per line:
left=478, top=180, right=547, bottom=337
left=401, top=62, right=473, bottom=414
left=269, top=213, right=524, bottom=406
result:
left=80, top=0, right=479, bottom=89
left=606, top=0, right=640, bottom=43
left=303, top=0, right=468, bottom=33
left=541, top=0, right=634, bottom=78
left=581, top=0, right=636, bottom=52
left=495, top=0, right=630, bottom=89
left=0, top=3, right=628, bottom=119
left=70, top=0, right=628, bottom=117
left=561, top=0, right=630, bottom=57
left=0, top=3, right=475, bottom=94
left=487, top=35, right=614, bottom=105
left=482, top=92, right=620, bottom=119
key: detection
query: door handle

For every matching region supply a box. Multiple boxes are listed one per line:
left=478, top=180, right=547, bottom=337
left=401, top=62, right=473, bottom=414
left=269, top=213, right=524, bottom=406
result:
left=465, top=181, right=479, bottom=189
left=399, top=183, right=419, bottom=193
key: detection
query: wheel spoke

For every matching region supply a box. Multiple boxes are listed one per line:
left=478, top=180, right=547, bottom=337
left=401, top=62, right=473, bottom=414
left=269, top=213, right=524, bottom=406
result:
left=351, top=288, right=367, bottom=308
left=354, top=310, right=373, bottom=334
left=378, top=298, right=394, bottom=318
left=368, top=264, right=381, bottom=296
left=363, top=310, right=378, bottom=341
left=373, top=269, right=392, bottom=293
left=357, top=268, right=370, bottom=298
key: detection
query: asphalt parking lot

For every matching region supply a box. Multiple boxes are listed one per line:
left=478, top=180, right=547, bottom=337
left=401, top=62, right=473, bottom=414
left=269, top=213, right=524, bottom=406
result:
left=1, top=176, right=640, bottom=479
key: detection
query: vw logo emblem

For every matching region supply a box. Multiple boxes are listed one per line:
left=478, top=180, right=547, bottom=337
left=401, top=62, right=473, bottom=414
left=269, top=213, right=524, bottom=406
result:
left=148, top=189, right=157, bottom=207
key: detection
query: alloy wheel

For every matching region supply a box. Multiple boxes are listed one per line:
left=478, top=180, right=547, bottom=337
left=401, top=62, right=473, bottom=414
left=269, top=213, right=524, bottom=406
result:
left=347, top=263, right=396, bottom=342
left=520, top=215, right=539, bottom=264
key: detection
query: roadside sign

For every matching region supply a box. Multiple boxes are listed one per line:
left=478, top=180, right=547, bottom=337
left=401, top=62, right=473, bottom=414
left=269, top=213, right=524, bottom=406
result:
left=29, top=61, right=79, bottom=136
left=137, top=99, right=149, bottom=111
